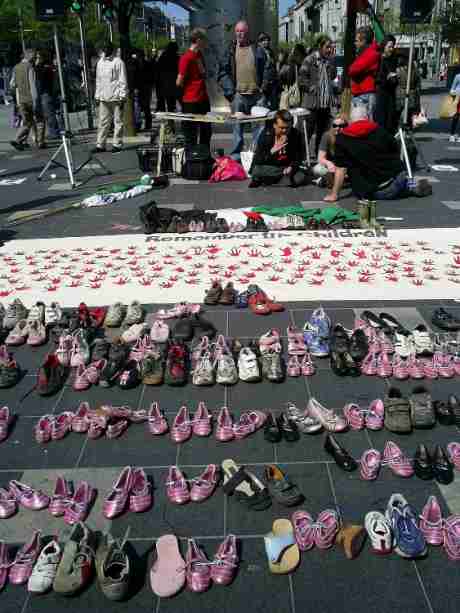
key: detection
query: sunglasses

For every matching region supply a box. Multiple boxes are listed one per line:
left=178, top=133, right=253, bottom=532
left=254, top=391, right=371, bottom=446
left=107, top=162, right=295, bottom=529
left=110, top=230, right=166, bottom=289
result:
left=332, top=122, right=347, bottom=128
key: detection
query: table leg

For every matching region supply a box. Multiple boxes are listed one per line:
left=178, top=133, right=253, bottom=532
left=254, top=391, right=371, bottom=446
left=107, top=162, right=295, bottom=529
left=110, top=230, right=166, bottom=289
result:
left=157, top=120, right=165, bottom=177
left=302, top=118, right=311, bottom=167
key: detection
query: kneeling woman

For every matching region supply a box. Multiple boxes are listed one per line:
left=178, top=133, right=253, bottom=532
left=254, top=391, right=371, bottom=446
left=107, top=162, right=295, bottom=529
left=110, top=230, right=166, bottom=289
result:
left=313, top=115, right=348, bottom=202
left=249, top=110, right=309, bottom=188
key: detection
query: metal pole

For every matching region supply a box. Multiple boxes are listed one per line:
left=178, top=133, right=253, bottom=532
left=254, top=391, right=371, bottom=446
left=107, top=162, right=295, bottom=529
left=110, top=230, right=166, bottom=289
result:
left=53, top=23, right=71, bottom=134
left=18, top=8, right=26, bottom=54
left=403, top=25, right=416, bottom=127
left=109, top=22, right=113, bottom=43
left=78, top=15, right=94, bottom=130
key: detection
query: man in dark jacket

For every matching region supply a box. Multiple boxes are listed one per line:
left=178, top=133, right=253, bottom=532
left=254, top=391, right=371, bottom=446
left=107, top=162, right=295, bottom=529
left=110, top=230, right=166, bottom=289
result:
left=218, top=20, right=276, bottom=159
left=333, top=105, right=406, bottom=200
left=249, top=110, right=309, bottom=188
left=348, top=27, right=380, bottom=121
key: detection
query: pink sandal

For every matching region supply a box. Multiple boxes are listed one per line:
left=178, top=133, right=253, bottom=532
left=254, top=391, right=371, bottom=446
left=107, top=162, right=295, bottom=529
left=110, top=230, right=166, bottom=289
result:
left=150, top=534, right=185, bottom=597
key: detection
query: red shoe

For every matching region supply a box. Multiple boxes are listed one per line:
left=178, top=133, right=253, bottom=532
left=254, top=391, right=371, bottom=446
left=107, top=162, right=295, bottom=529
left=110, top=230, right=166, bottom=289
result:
left=89, top=307, right=107, bottom=328
left=248, top=292, right=270, bottom=315
left=78, top=302, right=92, bottom=327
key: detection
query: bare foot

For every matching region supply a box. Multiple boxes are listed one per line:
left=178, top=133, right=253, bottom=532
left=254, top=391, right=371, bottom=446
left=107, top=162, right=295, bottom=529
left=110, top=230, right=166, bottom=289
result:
left=323, top=193, right=338, bottom=203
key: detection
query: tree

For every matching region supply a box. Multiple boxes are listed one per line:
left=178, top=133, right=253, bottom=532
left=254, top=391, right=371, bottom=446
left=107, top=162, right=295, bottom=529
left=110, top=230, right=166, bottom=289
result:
left=439, top=0, right=460, bottom=46
left=96, top=0, right=143, bottom=59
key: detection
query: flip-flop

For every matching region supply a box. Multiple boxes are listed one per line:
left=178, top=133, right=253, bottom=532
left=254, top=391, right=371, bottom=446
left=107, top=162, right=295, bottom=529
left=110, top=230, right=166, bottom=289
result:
left=264, top=519, right=300, bottom=574
left=150, top=534, right=185, bottom=597
left=222, top=459, right=271, bottom=510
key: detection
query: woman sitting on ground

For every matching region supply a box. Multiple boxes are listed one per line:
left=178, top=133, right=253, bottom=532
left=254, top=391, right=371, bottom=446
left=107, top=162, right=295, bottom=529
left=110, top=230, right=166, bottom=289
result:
left=313, top=115, right=348, bottom=202
left=249, top=109, right=309, bottom=188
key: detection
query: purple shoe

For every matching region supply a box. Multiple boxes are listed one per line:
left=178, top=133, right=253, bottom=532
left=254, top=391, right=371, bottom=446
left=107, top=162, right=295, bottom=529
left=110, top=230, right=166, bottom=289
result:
left=420, top=495, right=443, bottom=546
left=211, top=535, right=238, bottom=585
left=103, top=466, right=133, bottom=519
left=190, top=464, right=219, bottom=503
left=148, top=402, right=169, bottom=435
left=34, top=414, right=54, bottom=444
left=170, top=405, right=192, bottom=444
left=215, top=406, right=234, bottom=442
left=0, top=486, right=17, bottom=519
left=192, top=402, right=212, bottom=437
left=9, top=480, right=50, bottom=511
left=49, top=476, right=73, bottom=517
left=233, top=410, right=266, bottom=440
left=71, top=402, right=90, bottom=433
left=185, top=539, right=211, bottom=593
left=0, top=541, right=10, bottom=591
left=64, top=481, right=95, bottom=525
left=166, top=466, right=190, bottom=505
left=9, top=531, right=41, bottom=585
left=292, top=510, right=315, bottom=551
left=129, top=467, right=152, bottom=512
left=0, top=406, right=11, bottom=442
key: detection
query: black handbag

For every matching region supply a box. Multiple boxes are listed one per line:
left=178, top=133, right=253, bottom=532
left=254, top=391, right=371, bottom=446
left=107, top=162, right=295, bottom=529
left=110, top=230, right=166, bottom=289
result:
left=182, top=145, right=214, bottom=180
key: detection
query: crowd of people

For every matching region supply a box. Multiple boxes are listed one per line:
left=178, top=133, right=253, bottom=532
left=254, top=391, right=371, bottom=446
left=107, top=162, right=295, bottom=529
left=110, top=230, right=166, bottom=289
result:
left=5, top=21, right=437, bottom=204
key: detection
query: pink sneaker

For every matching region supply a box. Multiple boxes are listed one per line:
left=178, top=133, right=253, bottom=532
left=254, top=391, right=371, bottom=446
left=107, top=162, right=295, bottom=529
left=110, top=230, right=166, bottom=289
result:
left=361, top=352, right=378, bottom=376
left=9, top=531, right=41, bottom=585
left=407, top=354, right=425, bottom=379
left=103, top=466, right=133, bottom=519
left=233, top=410, right=266, bottom=440
left=435, top=351, right=455, bottom=378
left=51, top=411, right=74, bottom=440
left=56, top=334, right=73, bottom=366
left=314, top=509, right=340, bottom=549
left=0, top=486, right=17, bottom=519
left=366, top=329, right=381, bottom=354
left=420, top=495, right=443, bottom=546
left=444, top=515, right=460, bottom=561
left=287, top=355, right=301, bottom=377
left=34, top=414, right=54, bottom=444
left=453, top=355, right=460, bottom=376
left=166, top=466, right=190, bottom=505
left=287, top=326, right=307, bottom=356
left=9, top=480, right=50, bottom=510
left=106, top=417, right=129, bottom=439
left=27, top=320, right=46, bottom=346
left=421, top=357, right=438, bottom=379
left=392, top=355, right=409, bottom=380
left=186, top=539, right=211, bottom=593
left=190, top=464, right=219, bottom=502
left=193, top=402, right=212, bottom=437
left=150, top=321, right=170, bottom=343
left=301, top=352, right=315, bottom=376
left=73, top=363, right=91, bottom=391
left=210, top=535, right=238, bottom=585
left=216, top=406, right=234, bottom=442
left=71, top=402, right=90, bottom=433
left=378, top=330, right=394, bottom=354
left=365, top=399, right=384, bottom=430
left=129, top=467, right=152, bottom=512
left=292, top=510, right=315, bottom=551
left=360, top=449, right=382, bottom=480
left=343, top=403, right=365, bottom=430
left=0, top=406, right=11, bottom=442
left=84, top=360, right=106, bottom=385
left=49, top=476, right=72, bottom=517
left=87, top=414, right=107, bottom=439
left=382, top=441, right=414, bottom=477
left=5, top=320, right=29, bottom=346
left=148, top=402, right=169, bottom=435
left=64, top=481, right=94, bottom=525
left=376, top=352, right=392, bottom=378
left=170, top=406, right=192, bottom=443
left=447, top=442, right=460, bottom=470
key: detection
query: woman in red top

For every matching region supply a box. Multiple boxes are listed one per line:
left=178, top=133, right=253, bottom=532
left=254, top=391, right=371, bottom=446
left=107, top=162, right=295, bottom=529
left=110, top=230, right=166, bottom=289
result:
left=177, top=28, right=211, bottom=148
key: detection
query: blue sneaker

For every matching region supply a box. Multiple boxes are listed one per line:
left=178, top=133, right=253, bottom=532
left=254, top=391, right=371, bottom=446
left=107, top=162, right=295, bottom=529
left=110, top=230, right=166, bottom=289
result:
left=386, top=494, right=427, bottom=559
left=236, top=290, right=249, bottom=309
left=303, top=308, right=331, bottom=357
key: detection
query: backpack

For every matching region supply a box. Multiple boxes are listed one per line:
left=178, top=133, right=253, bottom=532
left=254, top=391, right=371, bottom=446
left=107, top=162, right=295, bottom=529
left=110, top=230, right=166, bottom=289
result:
left=182, top=145, right=214, bottom=180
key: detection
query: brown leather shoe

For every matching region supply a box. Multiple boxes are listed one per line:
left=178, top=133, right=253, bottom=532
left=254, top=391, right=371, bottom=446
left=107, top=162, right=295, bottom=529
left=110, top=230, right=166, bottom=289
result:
left=204, top=281, right=223, bottom=305
left=336, top=524, right=366, bottom=559
left=219, top=282, right=236, bottom=305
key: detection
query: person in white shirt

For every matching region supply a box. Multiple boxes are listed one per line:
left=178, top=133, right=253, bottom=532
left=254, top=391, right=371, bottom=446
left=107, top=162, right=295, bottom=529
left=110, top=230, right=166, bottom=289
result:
left=449, top=71, right=460, bottom=143
left=94, top=43, right=127, bottom=153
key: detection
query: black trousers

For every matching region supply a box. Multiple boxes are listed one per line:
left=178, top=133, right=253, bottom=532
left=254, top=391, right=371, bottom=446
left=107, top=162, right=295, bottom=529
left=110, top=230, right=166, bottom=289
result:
left=138, top=87, right=152, bottom=129
left=251, top=164, right=310, bottom=187
left=156, top=95, right=177, bottom=112
left=182, top=100, right=212, bottom=148
left=307, top=108, right=331, bottom=157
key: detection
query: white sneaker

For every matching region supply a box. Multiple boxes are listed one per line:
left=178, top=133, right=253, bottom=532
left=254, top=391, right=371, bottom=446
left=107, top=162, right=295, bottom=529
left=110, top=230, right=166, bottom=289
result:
left=216, top=352, right=238, bottom=385
left=411, top=324, right=433, bottom=356
left=105, top=302, right=126, bottom=327
left=28, top=539, right=61, bottom=594
left=123, top=301, right=144, bottom=326
left=192, top=352, right=215, bottom=386
left=45, top=302, right=62, bottom=326
left=449, top=135, right=457, bottom=143
left=121, top=323, right=148, bottom=344
left=27, top=301, right=45, bottom=324
left=394, top=330, right=413, bottom=358
left=238, top=347, right=261, bottom=382
left=365, top=511, right=393, bottom=555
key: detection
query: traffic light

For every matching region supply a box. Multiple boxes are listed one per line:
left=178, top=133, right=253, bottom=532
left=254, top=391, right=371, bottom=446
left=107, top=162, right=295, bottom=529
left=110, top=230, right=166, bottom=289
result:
left=101, top=0, right=114, bottom=21
left=70, top=0, right=84, bottom=14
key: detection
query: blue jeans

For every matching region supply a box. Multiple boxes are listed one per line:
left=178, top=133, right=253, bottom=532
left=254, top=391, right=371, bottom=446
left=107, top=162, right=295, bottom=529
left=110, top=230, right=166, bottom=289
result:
left=352, top=93, right=376, bottom=121
left=40, top=93, right=61, bottom=138
left=231, top=92, right=264, bottom=157
left=373, top=171, right=408, bottom=200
